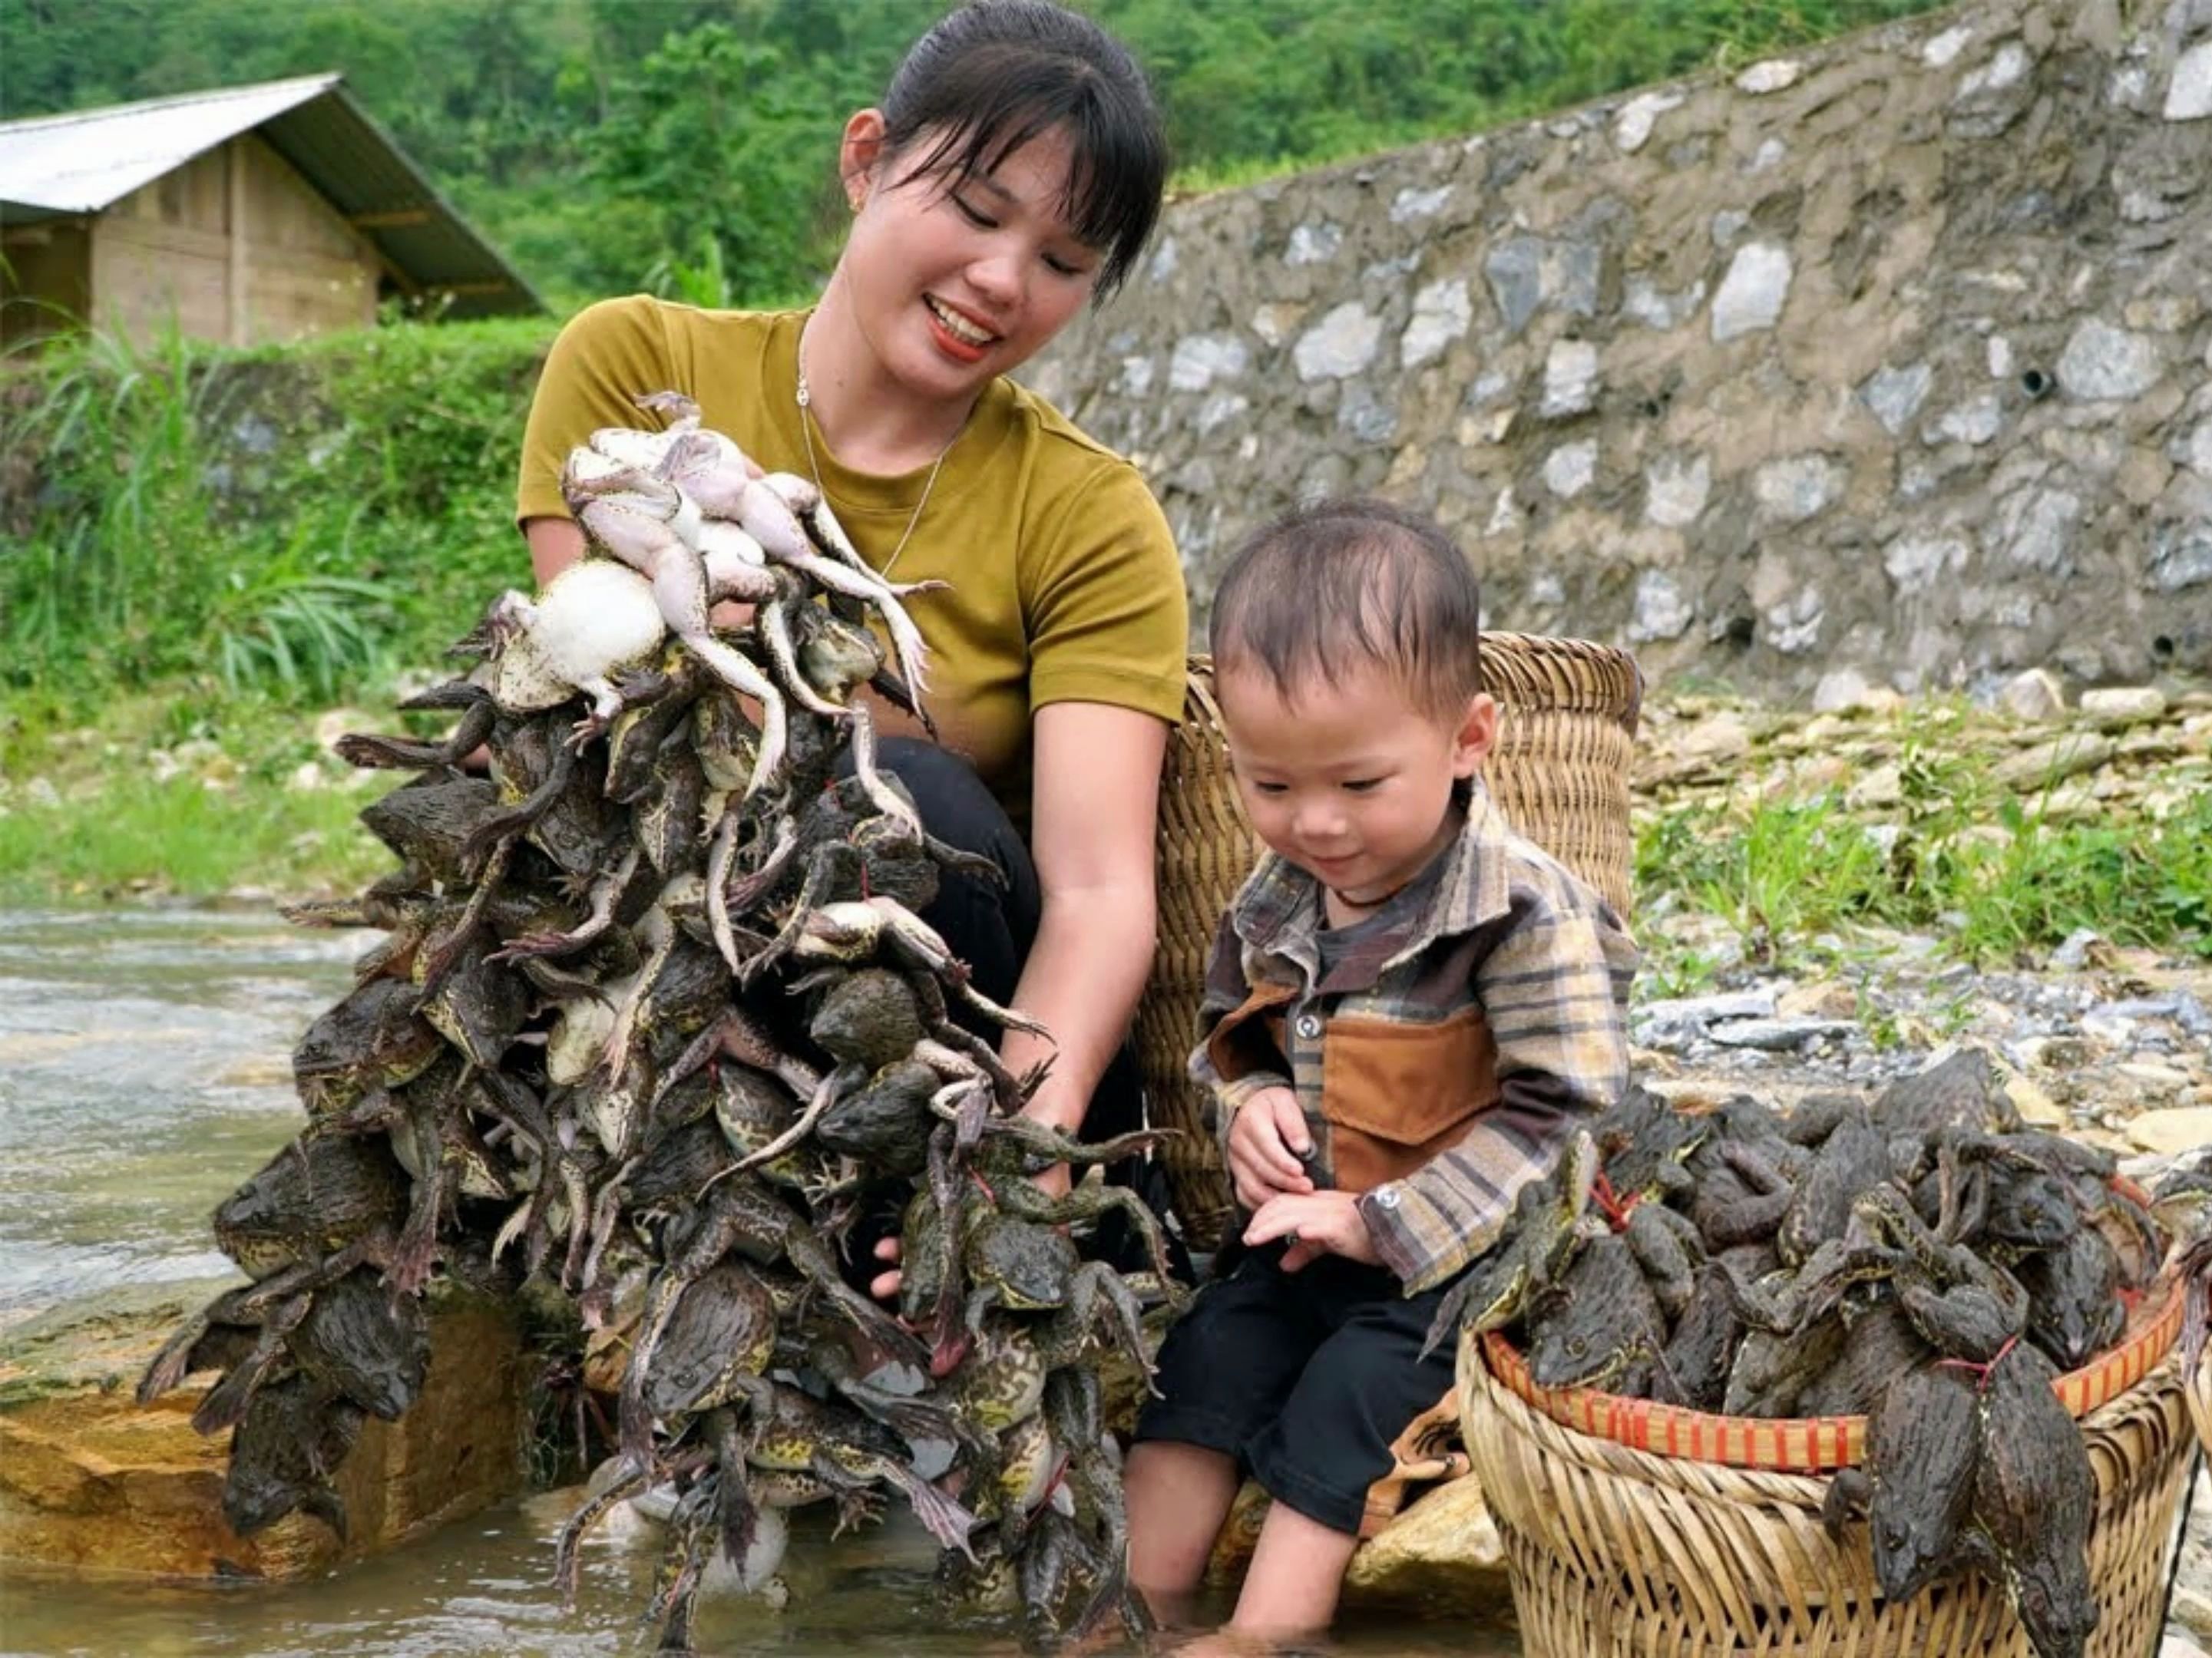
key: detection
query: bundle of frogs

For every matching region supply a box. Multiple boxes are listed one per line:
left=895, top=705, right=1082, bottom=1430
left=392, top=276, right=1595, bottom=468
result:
left=136, top=394, right=1184, bottom=1649
left=1432, top=1051, right=2210, bottom=1658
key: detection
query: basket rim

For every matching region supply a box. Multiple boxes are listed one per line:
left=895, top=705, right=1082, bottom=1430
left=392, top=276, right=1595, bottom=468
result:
left=1473, top=1267, right=2184, bottom=1474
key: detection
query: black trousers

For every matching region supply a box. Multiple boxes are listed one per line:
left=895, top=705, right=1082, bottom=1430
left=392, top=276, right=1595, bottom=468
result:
left=840, top=738, right=1184, bottom=1277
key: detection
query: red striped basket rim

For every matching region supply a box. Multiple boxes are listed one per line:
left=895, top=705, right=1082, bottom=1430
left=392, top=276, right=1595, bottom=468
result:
left=1479, top=1268, right=2183, bottom=1473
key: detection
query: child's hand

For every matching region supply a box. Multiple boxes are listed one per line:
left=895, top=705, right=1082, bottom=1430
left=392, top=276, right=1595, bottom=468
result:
left=1243, top=1190, right=1379, bottom=1272
left=1225, top=1085, right=1314, bottom=1209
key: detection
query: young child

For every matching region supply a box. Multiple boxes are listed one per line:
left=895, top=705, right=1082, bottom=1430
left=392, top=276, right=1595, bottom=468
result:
left=1124, top=497, right=1638, bottom=1642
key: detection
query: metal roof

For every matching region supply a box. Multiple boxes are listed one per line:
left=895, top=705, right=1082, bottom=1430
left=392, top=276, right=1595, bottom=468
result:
left=0, top=74, right=543, bottom=319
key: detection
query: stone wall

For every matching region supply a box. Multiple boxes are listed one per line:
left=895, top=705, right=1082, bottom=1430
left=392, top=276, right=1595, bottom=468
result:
left=1027, top=0, right=2212, bottom=700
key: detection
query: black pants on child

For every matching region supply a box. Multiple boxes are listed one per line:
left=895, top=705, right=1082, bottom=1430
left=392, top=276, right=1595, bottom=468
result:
left=1132, top=1242, right=1460, bottom=1536
left=838, top=738, right=1182, bottom=1277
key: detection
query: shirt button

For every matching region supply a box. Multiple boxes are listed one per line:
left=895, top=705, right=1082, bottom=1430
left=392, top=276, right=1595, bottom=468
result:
left=1373, top=1187, right=1402, bottom=1210
left=1295, top=1014, right=1321, bottom=1039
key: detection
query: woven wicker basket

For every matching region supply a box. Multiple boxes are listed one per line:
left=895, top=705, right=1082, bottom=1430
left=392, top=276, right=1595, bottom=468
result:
left=1456, top=1302, right=2197, bottom=1658
left=1137, top=636, right=1643, bottom=1250
left=2190, top=1346, right=2210, bottom=1455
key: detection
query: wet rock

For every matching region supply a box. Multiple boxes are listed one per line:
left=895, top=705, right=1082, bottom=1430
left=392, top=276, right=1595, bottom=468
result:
left=1342, top=1475, right=1512, bottom=1613
left=0, top=1280, right=529, bottom=1580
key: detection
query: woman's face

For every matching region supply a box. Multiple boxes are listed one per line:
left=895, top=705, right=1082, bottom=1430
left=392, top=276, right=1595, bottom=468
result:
left=838, top=114, right=1103, bottom=405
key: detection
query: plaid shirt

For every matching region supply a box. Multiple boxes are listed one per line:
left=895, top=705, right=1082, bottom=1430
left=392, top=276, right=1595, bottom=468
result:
left=1191, top=781, right=1637, bottom=1293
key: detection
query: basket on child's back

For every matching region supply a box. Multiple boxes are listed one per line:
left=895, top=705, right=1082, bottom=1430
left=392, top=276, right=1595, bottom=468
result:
left=1136, top=633, right=1644, bottom=1252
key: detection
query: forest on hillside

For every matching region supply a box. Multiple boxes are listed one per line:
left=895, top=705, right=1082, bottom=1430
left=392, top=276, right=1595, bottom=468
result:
left=3, top=0, right=1943, bottom=311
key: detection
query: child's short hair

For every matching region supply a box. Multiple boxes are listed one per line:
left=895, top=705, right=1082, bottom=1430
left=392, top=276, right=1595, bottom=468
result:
left=1208, top=496, right=1483, bottom=721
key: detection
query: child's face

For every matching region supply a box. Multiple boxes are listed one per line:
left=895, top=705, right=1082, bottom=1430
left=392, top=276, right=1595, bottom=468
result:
left=1217, top=659, right=1498, bottom=908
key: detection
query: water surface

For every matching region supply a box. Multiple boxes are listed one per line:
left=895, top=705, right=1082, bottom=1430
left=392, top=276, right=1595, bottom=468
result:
left=0, top=907, right=1523, bottom=1657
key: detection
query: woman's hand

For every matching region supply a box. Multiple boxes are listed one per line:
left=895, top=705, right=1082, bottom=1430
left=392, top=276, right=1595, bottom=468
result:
left=1225, top=1085, right=1314, bottom=1210
left=868, top=1235, right=902, bottom=1303
left=1242, top=1190, right=1378, bottom=1273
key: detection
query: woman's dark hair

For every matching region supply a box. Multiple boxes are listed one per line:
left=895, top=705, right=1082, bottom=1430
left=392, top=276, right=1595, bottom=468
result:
left=878, top=0, right=1168, bottom=299
left=1210, top=497, right=1485, bottom=722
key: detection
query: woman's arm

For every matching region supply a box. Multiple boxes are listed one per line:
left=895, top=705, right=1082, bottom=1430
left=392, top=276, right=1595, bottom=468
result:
left=1004, top=700, right=1168, bottom=1155
left=523, top=517, right=587, bottom=588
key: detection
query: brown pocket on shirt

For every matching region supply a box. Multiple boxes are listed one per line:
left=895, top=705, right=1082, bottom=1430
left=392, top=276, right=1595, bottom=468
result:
left=1321, top=1006, right=1500, bottom=1191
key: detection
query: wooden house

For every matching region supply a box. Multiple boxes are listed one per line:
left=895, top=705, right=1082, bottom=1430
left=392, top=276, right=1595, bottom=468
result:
left=0, top=74, right=541, bottom=350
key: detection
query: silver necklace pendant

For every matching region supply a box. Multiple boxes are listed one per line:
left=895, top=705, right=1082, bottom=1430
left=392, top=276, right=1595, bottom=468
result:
left=793, top=318, right=963, bottom=584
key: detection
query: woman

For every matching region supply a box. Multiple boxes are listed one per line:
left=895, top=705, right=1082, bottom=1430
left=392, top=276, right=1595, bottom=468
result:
left=514, top=0, right=1188, bottom=1280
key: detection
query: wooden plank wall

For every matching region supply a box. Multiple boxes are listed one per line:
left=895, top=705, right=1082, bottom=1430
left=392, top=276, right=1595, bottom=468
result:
left=90, top=134, right=379, bottom=347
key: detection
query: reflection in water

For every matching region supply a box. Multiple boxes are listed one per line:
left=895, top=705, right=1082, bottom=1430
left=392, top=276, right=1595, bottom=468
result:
left=0, top=1485, right=1517, bottom=1656
left=0, top=910, right=1522, bottom=1656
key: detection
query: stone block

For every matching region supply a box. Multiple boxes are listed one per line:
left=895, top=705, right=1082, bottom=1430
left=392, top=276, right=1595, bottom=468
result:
left=1207, top=1475, right=1513, bottom=1617
left=0, top=1279, right=530, bottom=1580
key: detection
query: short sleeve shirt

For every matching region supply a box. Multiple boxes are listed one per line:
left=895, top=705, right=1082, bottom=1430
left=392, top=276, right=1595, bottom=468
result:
left=516, top=297, right=1189, bottom=828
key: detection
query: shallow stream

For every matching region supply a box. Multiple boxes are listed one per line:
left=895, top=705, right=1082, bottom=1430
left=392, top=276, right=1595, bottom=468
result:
left=0, top=907, right=1519, bottom=1657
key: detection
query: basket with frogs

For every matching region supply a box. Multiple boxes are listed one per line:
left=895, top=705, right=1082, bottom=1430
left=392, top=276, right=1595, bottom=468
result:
left=1447, top=1052, right=2207, bottom=1658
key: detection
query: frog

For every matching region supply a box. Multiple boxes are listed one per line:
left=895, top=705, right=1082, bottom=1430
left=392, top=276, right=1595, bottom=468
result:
left=213, top=1134, right=411, bottom=1283
left=1870, top=1047, right=2019, bottom=1144
left=1774, top=1098, right=1893, bottom=1267
left=1522, top=1230, right=1668, bottom=1391
left=1693, top=1140, right=1801, bottom=1250
left=1620, top=1199, right=1706, bottom=1321
left=356, top=771, right=504, bottom=889
left=220, top=1373, right=366, bottom=1541
left=1590, top=1083, right=1711, bottom=1204
left=786, top=897, right=1052, bottom=1043
left=809, top=967, right=927, bottom=1072
left=560, top=449, right=794, bottom=788
left=1821, top=1360, right=1982, bottom=1603
left=1978, top=1164, right=2081, bottom=1258
left=411, top=931, right=527, bottom=1072
left=2016, top=1227, right=2125, bottom=1372
left=740, top=1382, right=977, bottom=1556
left=1043, top=1362, right=1152, bottom=1642
left=779, top=1319, right=967, bottom=1481
left=660, top=1176, right=925, bottom=1392
left=288, top=1264, right=431, bottom=1422
left=1723, top=1304, right=1848, bottom=1418
left=1965, top=1339, right=2100, bottom=1658
left=630, top=736, right=710, bottom=883
left=1648, top=1249, right=1757, bottom=1412
left=1854, top=1185, right=2029, bottom=1365
left=1795, top=1301, right=1934, bottom=1418
left=620, top=1260, right=782, bottom=1477
left=290, top=976, right=445, bottom=1125
left=1421, top=1131, right=1599, bottom=1358
left=815, top=1057, right=941, bottom=1176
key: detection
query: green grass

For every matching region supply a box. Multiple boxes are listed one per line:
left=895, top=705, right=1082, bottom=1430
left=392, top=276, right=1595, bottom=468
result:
left=0, top=768, right=386, bottom=903
left=0, top=690, right=393, bottom=902
left=1633, top=785, right=2212, bottom=980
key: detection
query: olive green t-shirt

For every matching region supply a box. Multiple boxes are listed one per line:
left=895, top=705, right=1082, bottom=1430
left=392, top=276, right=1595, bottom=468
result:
left=516, top=297, right=1189, bottom=829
